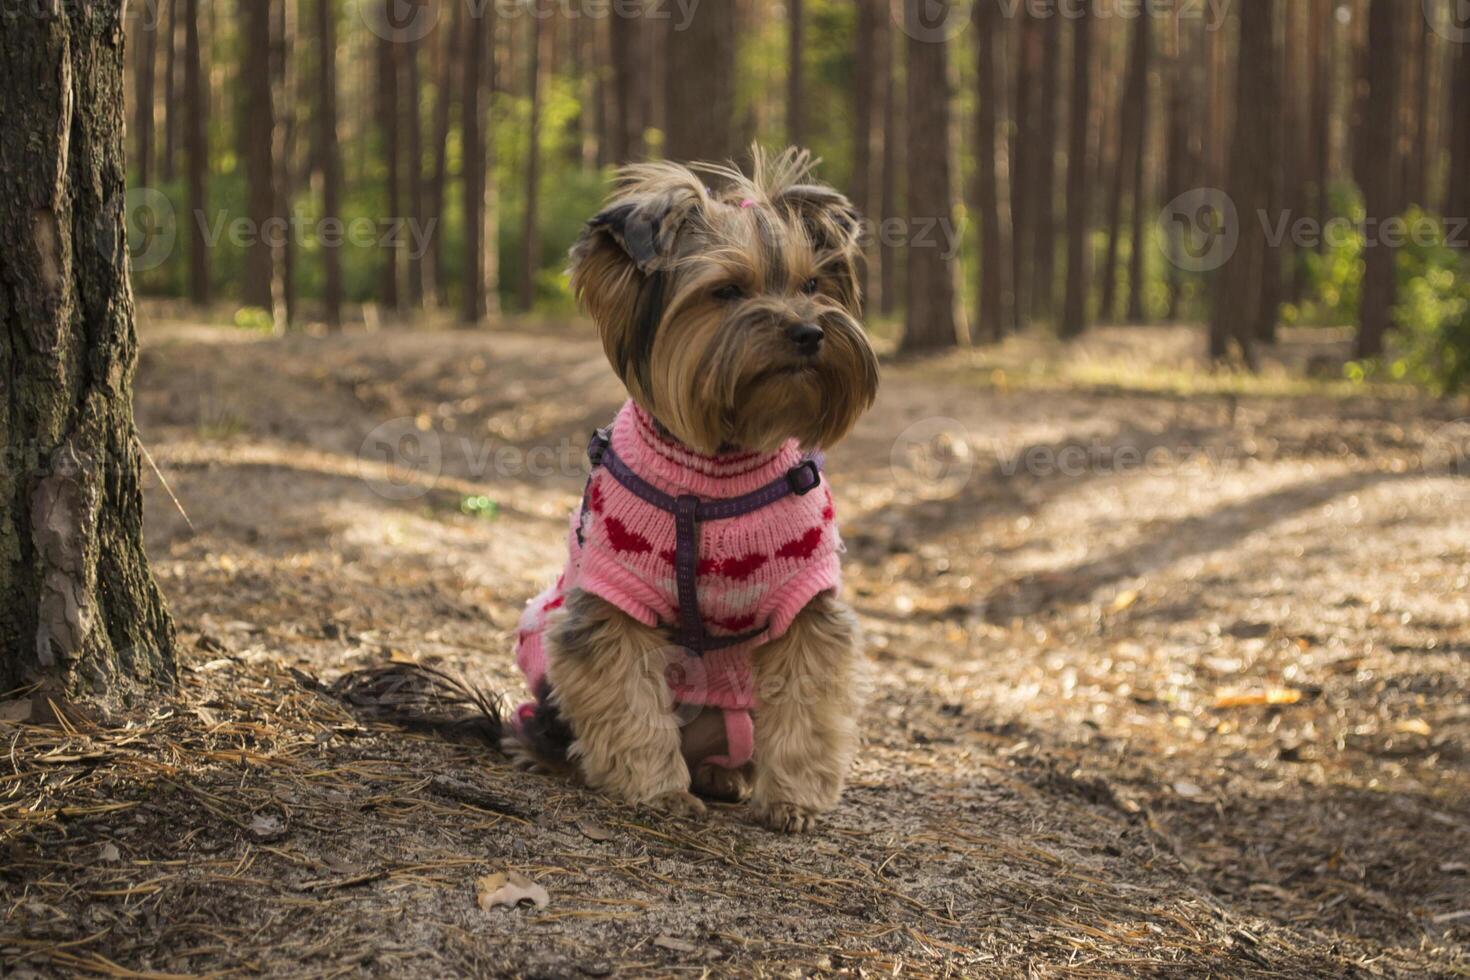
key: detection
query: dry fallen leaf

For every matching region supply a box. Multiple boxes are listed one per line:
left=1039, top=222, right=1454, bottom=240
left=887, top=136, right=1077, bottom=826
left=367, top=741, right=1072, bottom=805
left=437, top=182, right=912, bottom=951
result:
left=0, top=699, right=33, bottom=724
left=1110, top=589, right=1140, bottom=613
left=98, top=843, right=121, bottom=862
left=576, top=820, right=614, bottom=842
left=248, top=815, right=287, bottom=842
left=476, top=871, right=549, bottom=912
left=1172, top=781, right=1204, bottom=799
left=652, top=935, right=700, bottom=954
left=1212, top=688, right=1302, bottom=709
left=1394, top=718, right=1432, bottom=736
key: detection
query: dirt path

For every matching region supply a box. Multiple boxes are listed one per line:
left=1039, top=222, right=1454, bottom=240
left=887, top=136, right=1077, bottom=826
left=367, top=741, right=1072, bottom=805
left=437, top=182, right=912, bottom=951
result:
left=3, top=316, right=1467, bottom=977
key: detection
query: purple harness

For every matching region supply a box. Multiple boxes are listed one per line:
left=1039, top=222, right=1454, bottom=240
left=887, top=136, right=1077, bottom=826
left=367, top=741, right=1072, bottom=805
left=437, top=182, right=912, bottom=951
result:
left=583, top=427, right=824, bottom=654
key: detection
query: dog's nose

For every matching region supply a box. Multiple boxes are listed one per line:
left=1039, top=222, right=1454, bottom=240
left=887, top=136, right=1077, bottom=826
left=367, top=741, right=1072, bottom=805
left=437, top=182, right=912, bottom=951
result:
left=787, top=322, right=824, bottom=356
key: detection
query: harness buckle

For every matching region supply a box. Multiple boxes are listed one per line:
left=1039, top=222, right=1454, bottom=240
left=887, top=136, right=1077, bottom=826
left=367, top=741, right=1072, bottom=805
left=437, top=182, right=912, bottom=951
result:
left=587, top=428, right=611, bottom=467
left=786, top=458, right=822, bottom=496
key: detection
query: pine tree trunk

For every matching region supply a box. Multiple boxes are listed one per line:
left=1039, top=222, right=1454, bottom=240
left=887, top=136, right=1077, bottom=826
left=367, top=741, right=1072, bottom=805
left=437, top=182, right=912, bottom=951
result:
left=427, top=3, right=462, bottom=307
left=851, top=0, right=883, bottom=312
left=899, top=0, right=959, bottom=353
left=162, top=0, right=180, bottom=182
left=0, top=2, right=176, bottom=697
left=1010, top=10, right=1039, bottom=332
left=184, top=0, right=209, bottom=306
left=519, top=15, right=545, bottom=313
left=664, top=0, right=737, bottom=163
left=462, top=3, right=486, bottom=323
left=271, top=0, right=294, bottom=330
left=787, top=0, right=804, bottom=147
left=316, top=0, right=343, bottom=329
left=1450, top=43, right=1470, bottom=232
left=975, top=0, right=1014, bottom=342
left=1208, top=0, right=1275, bottom=366
left=1255, top=1, right=1285, bottom=343
left=1355, top=0, right=1401, bottom=359
left=1031, top=14, right=1060, bottom=322
left=133, top=9, right=158, bottom=190
left=404, top=35, right=425, bottom=309
left=241, top=0, right=276, bottom=313
left=1124, top=11, right=1151, bottom=324
left=1101, top=14, right=1147, bottom=323
left=1311, top=0, right=1334, bottom=251
left=608, top=4, right=642, bottom=162
left=377, top=19, right=402, bottom=314
left=879, top=15, right=901, bottom=318
left=1060, top=4, right=1092, bottom=339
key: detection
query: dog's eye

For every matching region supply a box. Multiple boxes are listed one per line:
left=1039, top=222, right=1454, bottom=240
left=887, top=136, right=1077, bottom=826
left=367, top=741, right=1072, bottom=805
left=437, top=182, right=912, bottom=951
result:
left=712, top=284, right=746, bottom=302
left=800, top=277, right=820, bottom=295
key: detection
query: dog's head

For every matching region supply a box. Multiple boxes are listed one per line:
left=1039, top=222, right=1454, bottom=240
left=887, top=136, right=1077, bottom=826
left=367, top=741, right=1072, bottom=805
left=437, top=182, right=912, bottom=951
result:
left=569, top=147, right=879, bottom=454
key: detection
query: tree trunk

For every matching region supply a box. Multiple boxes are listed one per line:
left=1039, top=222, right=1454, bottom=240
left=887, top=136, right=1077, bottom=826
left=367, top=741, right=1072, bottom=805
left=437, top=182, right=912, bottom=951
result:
left=608, top=2, right=642, bottom=162
left=162, top=0, right=180, bottom=182
left=426, top=3, right=461, bottom=307
left=1124, top=11, right=1151, bottom=324
left=664, top=0, right=737, bottom=163
left=1311, top=0, right=1334, bottom=250
left=0, top=2, right=176, bottom=697
left=316, top=0, right=343, bottom=329
left=851, top=0, right=882, bottom=310
left=879, top=14, right=901, bottom=318
left=1162, top=3, right=1189, bottom=321
left=271, top=0, right=295, bottom=331
left=461, top=2, right=499, bottom=323
left=1450, top=42, right=1470, bottom=232
left=1101, top=12, right=1147, bottom=323
left=1060, top=3, right=1092, bottom=339
left=519, top=14, right=545, bottom=313
left=1209, top=0, right=1276, bottom=367
left=899, top=0, right=959, bottom=353
left=1010, top=9, right=1039, bottom=332
left=1031, top=13, right=1061, bottom=322
left=1254, top=0, right=1285, bottom=343
left=787, top=0, right=804, bottom=147
left=404, top=34, right=425, bottom=309
left=132, top=9, right=158, bottom=190
left=240, top=0, right=276, bottom=313
left=183, top=0, right=209, bottom=306
left=975, top=0, right=1014, bottom=342
left=1355, top=0, right=1401, bottom=359
left=377, top=18, right=401, bottom=314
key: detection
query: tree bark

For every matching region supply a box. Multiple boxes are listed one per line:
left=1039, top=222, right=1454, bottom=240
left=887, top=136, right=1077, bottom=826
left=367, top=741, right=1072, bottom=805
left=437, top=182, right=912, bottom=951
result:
left=316, top=0, right=343, bottom=329
left=240, top=0, right=277, bottom=313
left=1254, top=0, right=1285, bottom=343
left=1124, top=10, right=1151, bottom=324
left=1010, top=8, right=1039, bottom=331
left=426, top=3, right=462, bottom=307
left=271, top=0, right=295, bottom=331
left=162, top=0, right=180, bottom=183
left=879, top=10, right=901, bottom=318
left=519, top=14, right=545, bottom=313
left=0, top=2, right=176, bottom=697
left=608, top=1, right=642, bottom=162
left=899, top=0, right=959, bottom=353
left=404, top=34, right=425, bottom=309
left=1355, top=0, right=1401, bottom=359
left=664, top=0, right=737, bottom=163
left=787, top=0, right=804, bottom=147
left=132, top=8, right=158, bottom=190
left=1101, top=11, right=1147, bottom=323
left=1031, top=12, right=1061, bottom=322
left=377, top=17, right=402, bottom=314
left=183, top=0, right=209, bottom=306
left=461, top=2, right=499, bottom=323
left=1060, top=3, right=1092, bottom=339
left=975, top=0, right=1014, bottom=342
left=851, top=0, right=883, bottom=311
left=1450, top=42, right=1470, bottom=233
left=1209, top=0, right=1276, bottom=366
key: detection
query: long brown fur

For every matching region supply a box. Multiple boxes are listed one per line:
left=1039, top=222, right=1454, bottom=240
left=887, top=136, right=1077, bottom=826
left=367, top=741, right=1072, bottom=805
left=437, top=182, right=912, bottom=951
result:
left=331, top=148, right=875, bottom=833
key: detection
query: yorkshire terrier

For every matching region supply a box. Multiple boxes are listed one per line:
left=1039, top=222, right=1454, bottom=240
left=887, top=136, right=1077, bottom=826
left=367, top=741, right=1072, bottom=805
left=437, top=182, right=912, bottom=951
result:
left=337, top=148, right=878, bottom=833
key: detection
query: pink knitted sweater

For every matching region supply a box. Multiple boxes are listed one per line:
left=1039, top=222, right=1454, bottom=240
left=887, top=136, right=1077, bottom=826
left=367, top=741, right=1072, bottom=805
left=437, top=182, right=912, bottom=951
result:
left=514, top=401, right=842, bottom=767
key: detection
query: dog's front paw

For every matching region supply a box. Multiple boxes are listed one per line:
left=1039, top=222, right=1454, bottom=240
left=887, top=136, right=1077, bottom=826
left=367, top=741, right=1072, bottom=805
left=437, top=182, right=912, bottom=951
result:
left=692, top=764, right=753, bottom=803
left=754, top=801, right=819, bottom=833
left=646, top=790, right=707, bottom=820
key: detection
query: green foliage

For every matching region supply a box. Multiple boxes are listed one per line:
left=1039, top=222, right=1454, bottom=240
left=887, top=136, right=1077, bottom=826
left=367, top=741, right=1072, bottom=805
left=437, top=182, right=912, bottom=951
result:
left=1380, top=211, right=1470, bottom=395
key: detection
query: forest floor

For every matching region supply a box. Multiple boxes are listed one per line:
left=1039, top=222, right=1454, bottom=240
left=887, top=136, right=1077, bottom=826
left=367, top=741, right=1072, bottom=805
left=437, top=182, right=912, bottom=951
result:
left=3, top=310, right=1469, bottom=977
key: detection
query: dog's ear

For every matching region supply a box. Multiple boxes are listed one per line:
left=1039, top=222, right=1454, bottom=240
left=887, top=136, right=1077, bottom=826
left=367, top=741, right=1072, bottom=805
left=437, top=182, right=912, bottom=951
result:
left=570, top=178, right=706, bottom=402
left=773, top=184, right=864, bottom=314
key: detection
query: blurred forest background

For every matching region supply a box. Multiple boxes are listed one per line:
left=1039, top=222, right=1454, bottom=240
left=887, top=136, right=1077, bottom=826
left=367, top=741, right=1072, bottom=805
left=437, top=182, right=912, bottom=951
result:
left=119, top=0, right=1470, bottom=391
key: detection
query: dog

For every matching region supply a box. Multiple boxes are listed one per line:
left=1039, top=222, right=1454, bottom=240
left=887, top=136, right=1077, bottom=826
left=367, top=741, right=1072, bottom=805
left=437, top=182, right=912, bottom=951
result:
left=336, top=148, right=878, bottom=833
